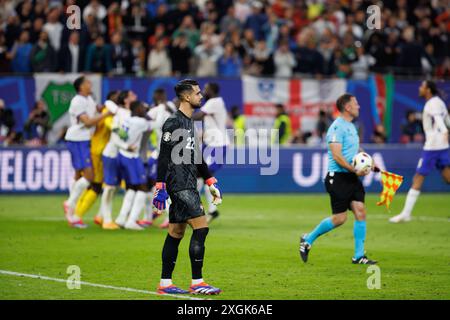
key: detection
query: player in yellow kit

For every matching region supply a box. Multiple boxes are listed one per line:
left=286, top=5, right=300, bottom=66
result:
left=74, top=91, right=120, bottom=224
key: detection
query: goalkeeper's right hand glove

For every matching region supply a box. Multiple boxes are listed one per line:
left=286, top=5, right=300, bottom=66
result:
left=153, top=182, right=169, bottom=210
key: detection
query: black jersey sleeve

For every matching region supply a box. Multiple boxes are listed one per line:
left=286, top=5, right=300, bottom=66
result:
left=195, top=134, right=213, bottom=181
left=156, top=117, right=179, bottom=182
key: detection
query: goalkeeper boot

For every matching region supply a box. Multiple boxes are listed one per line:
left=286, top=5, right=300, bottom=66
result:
left=157, top=284, right=189, bottom=295
left=189, top=282, right=221, bottom=295
left=352, top=255, right=377, bottom=265
left=299, top=234, right=311, bottom=263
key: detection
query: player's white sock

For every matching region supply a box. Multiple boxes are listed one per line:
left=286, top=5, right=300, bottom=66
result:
left=127, top=190, right=147, bottom=225
left=160, top=279, right=172, bottom=287
left=401, top=188, right=420, bottom=217
left=100, top=186, right=115, bottom=224
left=143, top=190, right=153, bottom=221
left=116, top=189, right=136, bottom=226
left=192, top=279, right=204, bottom=285
left=204, top=185, right=217, bottom=213
left=67, top=177, right=90, bottom=208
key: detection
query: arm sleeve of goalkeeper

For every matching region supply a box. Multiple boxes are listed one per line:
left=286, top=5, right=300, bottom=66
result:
left=156, top=118, right=178, bottom=182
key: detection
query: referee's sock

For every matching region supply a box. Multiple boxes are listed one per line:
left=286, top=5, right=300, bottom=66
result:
left=161, top=234, right=182, bottom=280
left=353, top=220, right=366, bottom=259
left=304, top=217, right=335, bottom=245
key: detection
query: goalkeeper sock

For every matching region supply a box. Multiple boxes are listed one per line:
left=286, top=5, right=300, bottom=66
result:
left=353, top=220, right=366, bottom=259
left=401, top=188, right=420, bottom=217
left=304, top=217, right=335, bottom=245
left=67, top=177, right=90, bottom=209
left=161, top=234, right=182, bottom=279
left=189, top=227, right=209, bottom=280
left=75, top=188, right=98, bottom=218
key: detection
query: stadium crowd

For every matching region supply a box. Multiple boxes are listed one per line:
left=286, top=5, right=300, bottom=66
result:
left=0, top=0, right=449, bottom=78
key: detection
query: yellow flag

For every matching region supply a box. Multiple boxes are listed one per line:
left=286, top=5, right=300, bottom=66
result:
left=376, top=171, right=404, bottom=210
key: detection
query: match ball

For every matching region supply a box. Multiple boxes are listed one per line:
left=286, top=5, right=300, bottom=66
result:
left=352, top=152, right=373, bottom=175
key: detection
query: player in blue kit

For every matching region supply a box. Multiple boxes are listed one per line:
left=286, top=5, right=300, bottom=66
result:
left=299, top=94, right=378, bottom=265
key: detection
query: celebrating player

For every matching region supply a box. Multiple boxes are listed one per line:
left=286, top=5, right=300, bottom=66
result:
left=63, top=76, right=112, bottom=228
left=389, top=81, right=450, bottom=223
left=299, top=94, right=378, bottom=265
left=97, top=90, right=135, bottom=230
left=114, top=100, right=152, bottom=230
left=192, top=82, right=229, bottom=223
left=75, top=90, right=120, bottom=226
left=154, top=79, right=222, bottom=295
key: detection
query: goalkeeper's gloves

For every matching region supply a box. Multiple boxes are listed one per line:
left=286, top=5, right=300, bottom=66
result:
left=152, top=182, right=169, bottom=210
left=206, top=177, right=222, bottom=205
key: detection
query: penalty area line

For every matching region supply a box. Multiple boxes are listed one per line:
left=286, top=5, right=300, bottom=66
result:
left=0, top=270, right=208, bottom=300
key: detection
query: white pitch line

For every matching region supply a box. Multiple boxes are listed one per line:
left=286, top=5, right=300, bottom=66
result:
left=0, top=270, right=208, bottom=300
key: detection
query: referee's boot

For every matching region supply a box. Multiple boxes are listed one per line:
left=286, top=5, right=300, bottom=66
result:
left=352, top=255, right=377, bottom=265
left=299, top=234, right=311, bottom=263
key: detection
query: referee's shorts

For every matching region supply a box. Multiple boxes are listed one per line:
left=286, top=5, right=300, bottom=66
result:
left=324, top=172, right=365, bottom=214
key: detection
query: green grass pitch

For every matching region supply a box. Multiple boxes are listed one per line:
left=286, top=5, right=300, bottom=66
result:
left=0, top=193, right=449, bottom=300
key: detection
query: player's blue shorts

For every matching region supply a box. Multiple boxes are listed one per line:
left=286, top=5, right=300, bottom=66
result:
left=203, top=145, right=227, bottom=173
left=147, top=156, right=158, bottom=181
left=102, top=155, right=121, bottom=186
left=416, top=148, right=450, bottom=176
left=118, top=154, right=146, bottom=186
left=66, top=140, right=92, bottom=170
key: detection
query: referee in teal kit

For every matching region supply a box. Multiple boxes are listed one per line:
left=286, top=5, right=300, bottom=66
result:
left=299, top=93, right=378, bottom=265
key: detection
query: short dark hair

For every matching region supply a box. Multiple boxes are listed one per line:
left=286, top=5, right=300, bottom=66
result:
left=424, top=80, right=439, bottom=96
left=336, top=93, right=355, bottom=112
left=207, top=82, right=220, bottom=95
left=106, top=90, right=119, bottom=101
left=174, top=79, right=199, bottom=100
left=130, top=100, right=142, bottom=113
left=118, top=90, right=130, bottom=105
left=73, top=76, right=86, bottom=93
left=153, top=88, right=166, bottom=104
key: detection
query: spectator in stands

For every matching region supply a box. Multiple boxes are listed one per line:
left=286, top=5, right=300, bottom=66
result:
left=130, top=38, right=146, bottom=76
left=252, top=40, right=274, bottom=76
left=194, top=37, right=222, bottom=76
left=124, top=2, right=150, bottom=40
left=17, top=0, right=33, bottom=31
left=169, top=33, right=192, bottom=75
left=58, top=31, right=84, bottom=73
left=110, top=31, right=132, bottom=75
left=105, top=2, right=124, bottom=39
left=85, top=35, right=111, bottom=73
left=172, top=15, right=200, bottom=51
left=30, top=31, right=57, bottom=72
left=148, top=23, right=169, bottom=49
left=10, top=30, right=33, bottom=73
left=318, top=27, right=338, bottom=76
left=4, top=15, right=21, bottom=50
left=293, top=28, right=324, bottom=76
left=0, top=99, right=16, bottom=146
left=83, top=0, right=107, bottom=24
left=244, top=1, right=268, bottom=41
left=0, top=31, right=11, bottom=72
left=371, top=124, right=387, bottom=144
left=43, top=7, right=63, bottom=53
left=147, top=38, right=171, bottom=76
left=351, top=42, right=375, bottom=79
left=274, top=40, right=296, bottom=77
left=231, top=105, right=246, bottom=146
left=217, top=42, right=242, bottom=77
left=81, top=13, right=106, bottom=48
left=220, top=5, right=241, bottom=35
left=401, top=110, right=424, bottom=143
left=316, top=110, right=331, bottom=141
left=234, top=0, right=252, bottom=24
left=24, top=99, right=50, bottom=146
left=397, top=26, right=425, bottom=76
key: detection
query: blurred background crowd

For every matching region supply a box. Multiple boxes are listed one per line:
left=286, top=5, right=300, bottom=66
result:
left=0, top=0, right=449, bottom=78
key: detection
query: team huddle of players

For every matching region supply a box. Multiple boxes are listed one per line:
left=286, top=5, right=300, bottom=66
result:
left=62, top=76, right=229, bottom=231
